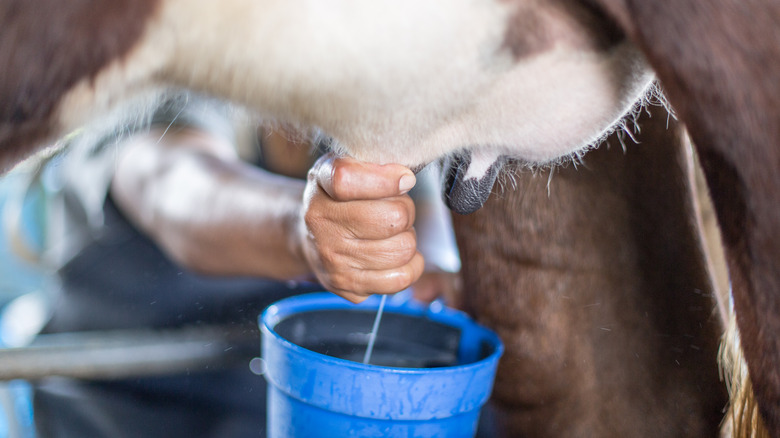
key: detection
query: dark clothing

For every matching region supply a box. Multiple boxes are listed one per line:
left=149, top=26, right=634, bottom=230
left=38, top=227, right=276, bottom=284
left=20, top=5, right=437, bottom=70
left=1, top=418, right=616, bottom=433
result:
left=33, top=96, right=320, bottom=438
left=34, top=197, right=320, bottom=438
left=43, top=198, right=314, bottom=334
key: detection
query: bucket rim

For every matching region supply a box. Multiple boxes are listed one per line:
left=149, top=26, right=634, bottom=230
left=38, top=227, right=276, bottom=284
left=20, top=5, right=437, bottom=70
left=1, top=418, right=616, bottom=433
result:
left=260, top=291, right=504, bottom=374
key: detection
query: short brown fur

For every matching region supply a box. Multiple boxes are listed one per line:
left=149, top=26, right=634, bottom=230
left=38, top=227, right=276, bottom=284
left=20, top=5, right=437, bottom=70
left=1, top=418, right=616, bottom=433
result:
left=453, top=106, right=728, bottom=437
left=0, top=0, right=161, bottom=171
left=589, top=0, right=780, bottom=434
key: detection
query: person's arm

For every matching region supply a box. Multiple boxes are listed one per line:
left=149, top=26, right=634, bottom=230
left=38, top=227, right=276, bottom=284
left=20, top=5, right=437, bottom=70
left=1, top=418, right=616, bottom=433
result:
left=111, top=128, right=424, bottom=302
left=111, top=126, right=311, bottom=280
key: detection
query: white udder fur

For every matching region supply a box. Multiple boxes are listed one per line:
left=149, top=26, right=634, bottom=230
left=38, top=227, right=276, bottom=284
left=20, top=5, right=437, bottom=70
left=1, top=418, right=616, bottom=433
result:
left=53, top=0, right=654, bottom=170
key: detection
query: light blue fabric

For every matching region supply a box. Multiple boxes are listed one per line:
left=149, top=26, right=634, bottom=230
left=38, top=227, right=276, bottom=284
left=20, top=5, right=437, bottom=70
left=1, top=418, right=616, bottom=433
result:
left=0, top=167, right=51, bottom=306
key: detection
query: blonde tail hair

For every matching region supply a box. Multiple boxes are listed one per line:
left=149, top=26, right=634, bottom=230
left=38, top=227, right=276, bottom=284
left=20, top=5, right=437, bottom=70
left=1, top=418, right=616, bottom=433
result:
left=719, top=311, right=770, bottom=438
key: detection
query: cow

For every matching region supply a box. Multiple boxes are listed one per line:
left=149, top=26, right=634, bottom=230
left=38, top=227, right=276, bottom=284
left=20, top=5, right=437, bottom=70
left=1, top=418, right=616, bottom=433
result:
left=2, top=0, right=779, bottom=435
left=454, top=103, right=731, bottom=437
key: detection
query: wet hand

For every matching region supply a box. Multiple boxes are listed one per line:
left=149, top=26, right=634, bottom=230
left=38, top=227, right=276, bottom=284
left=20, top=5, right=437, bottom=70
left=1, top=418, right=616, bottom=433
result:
left=300, top=154, right=425, bottom=303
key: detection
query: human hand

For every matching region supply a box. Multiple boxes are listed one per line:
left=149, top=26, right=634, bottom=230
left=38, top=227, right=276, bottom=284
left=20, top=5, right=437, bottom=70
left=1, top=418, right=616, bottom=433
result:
left=299, top=154, right=425, bottom=303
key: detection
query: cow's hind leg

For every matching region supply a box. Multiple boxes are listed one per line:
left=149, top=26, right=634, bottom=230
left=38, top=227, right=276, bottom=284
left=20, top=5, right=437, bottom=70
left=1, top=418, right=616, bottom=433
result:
left=453, top=105, right=727, bottom=437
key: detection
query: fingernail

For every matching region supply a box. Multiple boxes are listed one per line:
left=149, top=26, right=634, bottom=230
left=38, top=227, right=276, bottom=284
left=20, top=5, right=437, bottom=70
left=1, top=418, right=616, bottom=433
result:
left=399, top=174, right=416, bottom=194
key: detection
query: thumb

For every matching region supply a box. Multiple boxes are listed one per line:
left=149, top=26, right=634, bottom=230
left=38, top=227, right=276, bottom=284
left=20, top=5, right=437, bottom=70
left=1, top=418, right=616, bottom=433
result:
left=311, top=153, right=416, bottom=202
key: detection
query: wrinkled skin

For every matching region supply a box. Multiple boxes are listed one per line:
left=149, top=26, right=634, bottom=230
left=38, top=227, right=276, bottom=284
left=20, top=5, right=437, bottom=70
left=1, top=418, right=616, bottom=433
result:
left=301, top=155, right=424, bottom=302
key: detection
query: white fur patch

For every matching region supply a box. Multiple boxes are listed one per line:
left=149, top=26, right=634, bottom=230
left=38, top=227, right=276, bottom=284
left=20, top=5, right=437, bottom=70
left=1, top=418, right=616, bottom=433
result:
left=464, top=149, right=504, bottom=181
left=55, top=0, right=655, bottom=169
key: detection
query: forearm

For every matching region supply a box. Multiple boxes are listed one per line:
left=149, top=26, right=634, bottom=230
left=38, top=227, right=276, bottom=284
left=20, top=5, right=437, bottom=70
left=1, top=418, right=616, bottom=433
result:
left=110, top=129, right=312, bottom=280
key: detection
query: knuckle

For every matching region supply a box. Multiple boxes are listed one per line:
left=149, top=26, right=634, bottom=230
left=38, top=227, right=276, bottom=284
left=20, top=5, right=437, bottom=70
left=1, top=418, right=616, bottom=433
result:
left=302, top=208, right=315, bottom=225
left=339, top=291, right=370, bottom=304
left=326, top=271, right=346, bottom=291
left=348, top=294, right=371, bottom=304
left=309, top=154, right=334, bottom=184
left=303, top=210, right=320, bottom=229
left=390, top=270, right=416, bottom=292
left=303, top=205, right=329, bottom=231
left=397, top=232, right=418, bottom=259
left=330, top=164, right=352, bottom=199
left=403, top=196, right=416, bottom=224
left=384, top=201, right=411, bottom=230
left=378, top=234, right=416, bottom=267
left=318, top=246, right=342, bottom=268
left=343, top=241, right=364, bottom=262
left=331, top=271, right=360, bottom=294
left=306, top=165, right=318, bottom=182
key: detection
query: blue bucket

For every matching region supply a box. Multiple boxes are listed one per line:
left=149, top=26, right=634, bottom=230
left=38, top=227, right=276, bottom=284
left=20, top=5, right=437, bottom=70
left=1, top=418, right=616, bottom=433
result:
left=260, top=292, right=504, bottom=438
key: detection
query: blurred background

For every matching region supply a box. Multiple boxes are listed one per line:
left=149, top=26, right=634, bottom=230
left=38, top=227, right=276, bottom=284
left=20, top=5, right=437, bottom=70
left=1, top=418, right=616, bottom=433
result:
left=0, top=160, right=57, bottom=438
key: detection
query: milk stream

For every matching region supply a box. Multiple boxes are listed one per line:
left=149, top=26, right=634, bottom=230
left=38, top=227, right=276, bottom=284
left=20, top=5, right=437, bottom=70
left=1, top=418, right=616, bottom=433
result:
left=362, top=294, right=388, bottom=365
